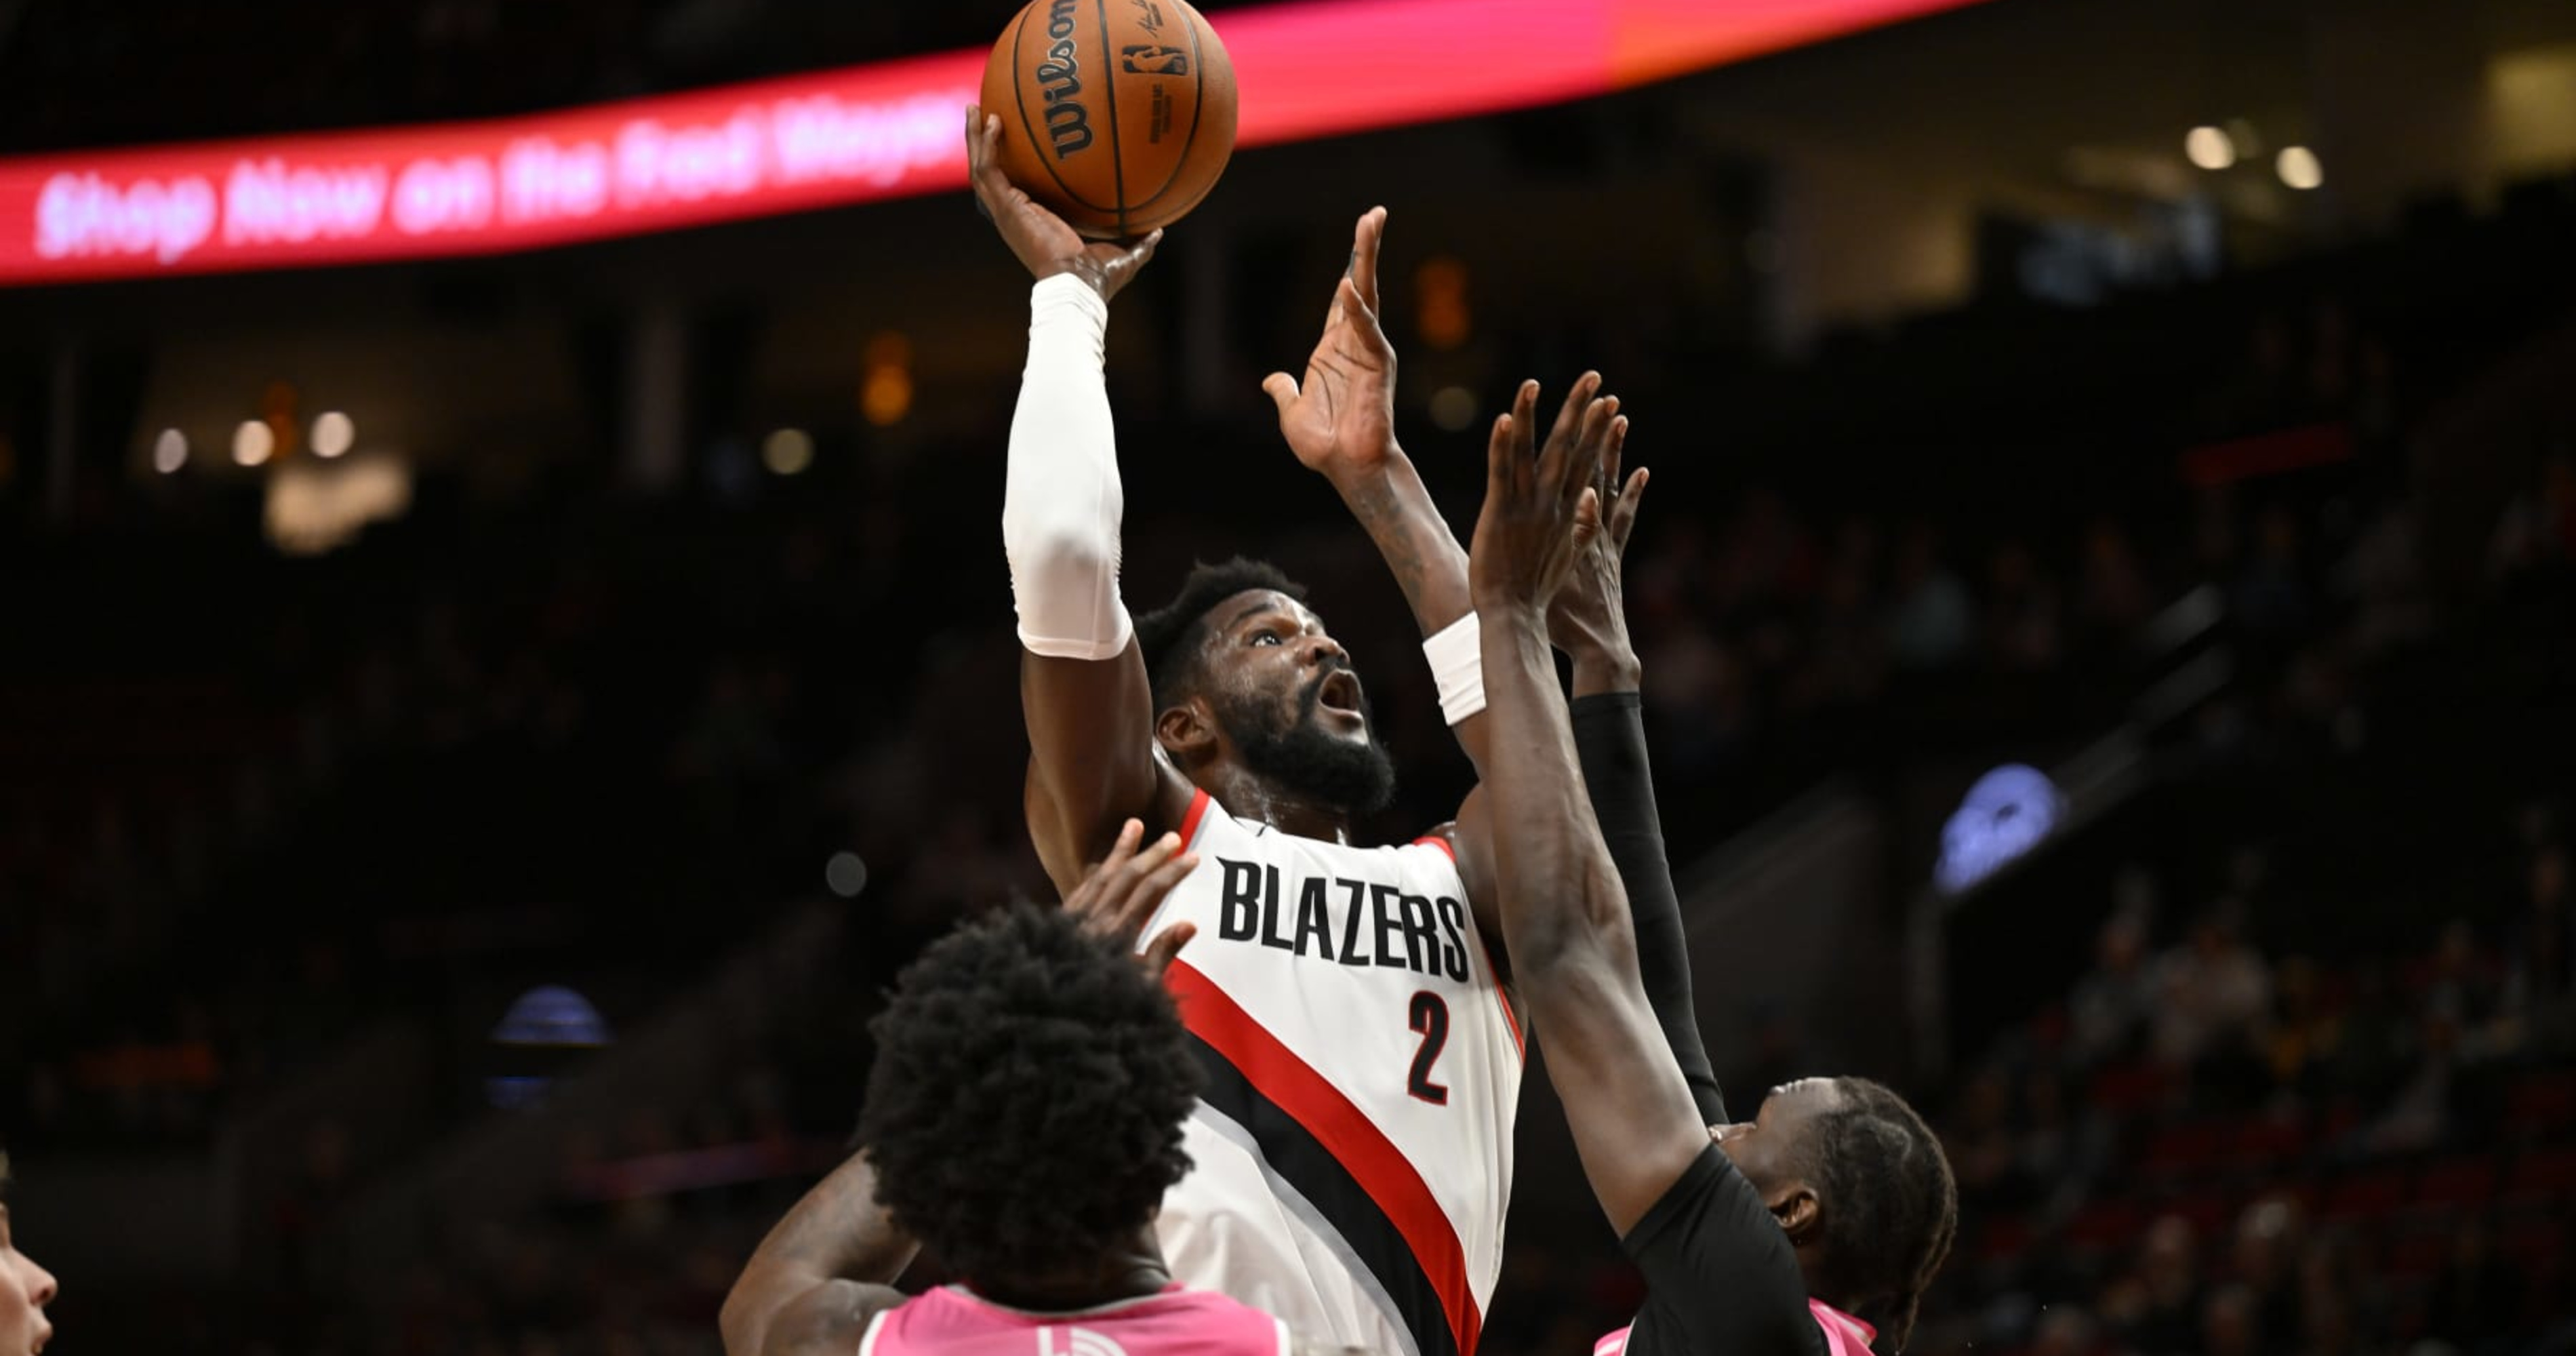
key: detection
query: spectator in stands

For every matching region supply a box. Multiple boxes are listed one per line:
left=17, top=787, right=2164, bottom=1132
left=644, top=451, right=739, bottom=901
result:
left=1794, top=517, right=1889, bottom=711
left=2296, top=1231, right=2381, bottom=1356
left=2333, top=496, right=2431, bottom=658
left=1885, top=521, right=1975, bottom=671
left=1641, top=618, right=1753, bottom=778
left=2067, top=904, right=2156, bottom=1065
left=2257, top=957, right=2343, bottom=1095
left=2487, top=448, right=2576, bottom=584
left=2075, top=519, right=2156, bottom=645
left=2106, top=1214, right=2203, bottom=1356
left=2028, top=1305, right=2101, bottom=1356
left=1983, top=541, right=2064, bottom=672
left=2503, top=843, right=2571, bottom=1025
left=2015, top=1067, right=2111, bottom=1224
left=2202, top=1283, right=2259, bottom=1356
left=1945, top=1067, right=2019, bottom=1210
left=2354, top=1003, right=2463, bottom=1157
left=2234, top=507, right=2314, bottom=644
left=1716, top=487, right=1819, bottom=616
left=2423, top=1218, right=2526, bottom=1356
left=2150, top=910, right=2272, bottom=1071
left=2229, top=1197, right=2306, bottom=1351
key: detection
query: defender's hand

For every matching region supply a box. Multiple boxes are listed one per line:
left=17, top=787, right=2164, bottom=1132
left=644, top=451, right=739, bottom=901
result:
left=1468, top=374, right=1624, bottom=615
left=1546, top=418, right=1649, bottom=662
left=1064, top=818, right=1201, bottom=976
left=1264, top=207, right=1399, bottom=483
left=967, top=107, right=1161, bottom=301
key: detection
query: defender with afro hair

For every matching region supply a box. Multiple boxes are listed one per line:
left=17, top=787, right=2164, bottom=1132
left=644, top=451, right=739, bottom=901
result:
left=857, top=902, right=1201, bottom=1286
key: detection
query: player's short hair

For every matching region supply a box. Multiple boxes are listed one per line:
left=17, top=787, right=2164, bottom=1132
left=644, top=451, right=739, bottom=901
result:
left=1133, top=557, right=1308, bottom=711
left=858, top=903, right=1199, bottom=1287
left=1800, top=1078, right=1958, bottom=1354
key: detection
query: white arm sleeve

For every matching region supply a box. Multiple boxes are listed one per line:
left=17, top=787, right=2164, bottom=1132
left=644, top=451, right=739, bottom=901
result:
left=1002, top=273, right=1135, bottom=662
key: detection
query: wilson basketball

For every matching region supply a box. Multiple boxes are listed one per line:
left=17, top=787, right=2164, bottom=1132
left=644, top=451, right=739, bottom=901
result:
left=980, top=0, right=1238, bottom=239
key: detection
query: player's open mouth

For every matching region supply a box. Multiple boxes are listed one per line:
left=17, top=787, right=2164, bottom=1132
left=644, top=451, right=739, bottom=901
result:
left=1317, top=671, right=1363, bottom=717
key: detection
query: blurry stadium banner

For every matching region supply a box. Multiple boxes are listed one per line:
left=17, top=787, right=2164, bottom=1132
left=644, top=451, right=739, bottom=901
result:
left=0, top=0, right=1984, bottom=285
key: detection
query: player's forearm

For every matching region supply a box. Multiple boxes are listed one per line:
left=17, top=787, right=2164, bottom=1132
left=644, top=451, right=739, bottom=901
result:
left=1571, top=692, right=1727, bottom=1126
left=1331, top=453, right=1470, bottom=637
left=1332, top=454, right=1494, bottom=767
left=1567, top=639, right=1642, bottom=698
left=1476, top=604, right=1630, bottom=965
left=723, top=1153, right=916, bottom=1356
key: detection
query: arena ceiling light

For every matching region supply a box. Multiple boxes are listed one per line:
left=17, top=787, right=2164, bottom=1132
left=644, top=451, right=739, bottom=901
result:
left=2184, top=125, right=2236, bottom=171
left=0, top=0, right=1992, bottom=285
left=2276, top=145, right=2325, bottom=191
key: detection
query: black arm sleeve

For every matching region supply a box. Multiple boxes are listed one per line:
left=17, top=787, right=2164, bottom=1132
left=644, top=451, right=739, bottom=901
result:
left=1570, top=692, right=1727, bottom=1126
left=1621, top=1146, right=1828, bottom=1356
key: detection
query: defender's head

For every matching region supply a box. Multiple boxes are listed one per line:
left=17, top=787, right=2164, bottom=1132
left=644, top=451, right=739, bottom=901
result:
left=0, top=1155, right=59, bottom=1356
left=1133, top=558, right=1395, bottom=817
left=858, top=904, right=1198, bottom=1290
left=1711, top=1077, right=1958, bottom=1354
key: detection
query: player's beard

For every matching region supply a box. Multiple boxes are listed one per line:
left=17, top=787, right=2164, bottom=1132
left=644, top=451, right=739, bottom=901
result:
left=1215, top=666, right=1398, bottom=817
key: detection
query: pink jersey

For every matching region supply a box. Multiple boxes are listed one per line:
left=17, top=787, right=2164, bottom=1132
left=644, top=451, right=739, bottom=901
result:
left=1592, top=1298, right=1878, bottom=1356
left=862, top=1283, right=1289, bottom=1356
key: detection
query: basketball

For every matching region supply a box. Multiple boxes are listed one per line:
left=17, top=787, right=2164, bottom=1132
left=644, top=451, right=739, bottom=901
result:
left=978, top=0, right=1238, bottom=240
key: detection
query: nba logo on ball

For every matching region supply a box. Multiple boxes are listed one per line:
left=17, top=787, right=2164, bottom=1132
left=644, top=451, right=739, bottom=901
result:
left=980, top=0, right=1239, bottom=239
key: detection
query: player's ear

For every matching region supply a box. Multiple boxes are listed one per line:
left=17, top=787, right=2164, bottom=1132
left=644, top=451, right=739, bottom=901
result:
left=1771, top=1183, right=1824, bottom=1245
left=1156, top=698, right=1218, bottom=761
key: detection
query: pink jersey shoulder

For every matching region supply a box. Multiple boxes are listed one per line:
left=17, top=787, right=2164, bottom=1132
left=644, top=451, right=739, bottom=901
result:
left=1591, top=1300, right=1878, bottom=1356
left=868, top=1285, right=1286, bottom=1356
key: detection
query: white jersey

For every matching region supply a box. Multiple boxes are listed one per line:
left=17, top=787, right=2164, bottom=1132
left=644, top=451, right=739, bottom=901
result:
left=1140, top=788, right=1523, bottom=1356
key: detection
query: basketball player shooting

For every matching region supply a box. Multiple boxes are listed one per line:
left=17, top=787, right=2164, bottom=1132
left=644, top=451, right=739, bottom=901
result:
left=1274, top=213, right=1733, bottom=1138
left=721, top=824, right=1375, bottom=1356
left=967, top=106, right=1553, bottom=1356
left=1463, top=390, right=1960, bottom=1356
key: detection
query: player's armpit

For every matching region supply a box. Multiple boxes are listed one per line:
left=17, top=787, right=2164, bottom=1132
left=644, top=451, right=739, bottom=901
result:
left=743, top=1279, right=904, bottom=1356
left=1431, top=789, right=1511, bottom=980
left=1020, top=641, right=1196, bottom=896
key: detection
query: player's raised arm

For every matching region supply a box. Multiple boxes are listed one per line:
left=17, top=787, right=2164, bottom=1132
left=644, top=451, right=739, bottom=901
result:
left=719, top=1150, right=912, bottom=1356
left=1464, top=380, right=1708, bottom=1235
left=1546, top=431, right=1730, bottom=1128
left=969, top=108, right=1194, bottom=892
left=1265, top=207, right=1508, bottom=773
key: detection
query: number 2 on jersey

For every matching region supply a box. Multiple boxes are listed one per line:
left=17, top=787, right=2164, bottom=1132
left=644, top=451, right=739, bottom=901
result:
left=1407, top=991, right=1450, bottom=1105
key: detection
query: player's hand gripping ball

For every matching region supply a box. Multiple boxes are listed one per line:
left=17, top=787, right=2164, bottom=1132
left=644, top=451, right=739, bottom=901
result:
left=978, top=0, right=1238, bottom=239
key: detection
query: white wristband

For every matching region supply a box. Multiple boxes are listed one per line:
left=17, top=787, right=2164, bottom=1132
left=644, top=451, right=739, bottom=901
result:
left=1423, top=613, right=1487, bottom=725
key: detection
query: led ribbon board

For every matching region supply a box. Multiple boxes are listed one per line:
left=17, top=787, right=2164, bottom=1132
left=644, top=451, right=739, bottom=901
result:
left=0, top=0, right=1984, bottom=285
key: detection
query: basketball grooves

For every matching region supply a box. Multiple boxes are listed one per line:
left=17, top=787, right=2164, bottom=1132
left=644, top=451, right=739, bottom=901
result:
left=1010, top=5, right=1114, bottom=216
left=1095, top=0, right=1128, bottom=237
left=1129, top=0, right=1208, bottom=212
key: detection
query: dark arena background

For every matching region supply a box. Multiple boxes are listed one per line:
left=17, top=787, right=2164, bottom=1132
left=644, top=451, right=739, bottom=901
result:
left=5, top=0, right=2576, bottom=1352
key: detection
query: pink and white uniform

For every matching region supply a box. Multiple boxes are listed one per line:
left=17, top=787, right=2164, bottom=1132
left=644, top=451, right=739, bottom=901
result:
left=861, top=1283, right=1288, bottom=1356
left=1592, top=1298, right=1878, bottom=1356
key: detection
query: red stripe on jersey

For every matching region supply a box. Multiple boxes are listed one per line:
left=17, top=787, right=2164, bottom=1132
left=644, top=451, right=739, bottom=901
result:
left=1410, top=833, right=1523, bottom=1061
left=1164, top=959, right=1484, bottom=1356
left=1180, top=789, right=1213, bottom=848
